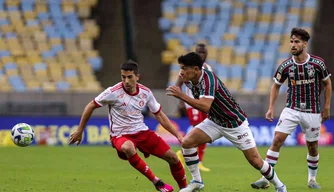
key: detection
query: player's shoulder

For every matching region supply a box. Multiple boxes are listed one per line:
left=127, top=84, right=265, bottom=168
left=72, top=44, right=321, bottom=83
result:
left=309, top=54, right=325, bottom=64
left=279, top=57, right=293, bottom=66
left=137, top=83, right=151, bottom=93
left=277, top=57, right=293, bottom=72
left=203, top=62, right=213, bottom=72
left=203, top=69, right=217, bottom=79
left=109, top=82, right=123, bottom=93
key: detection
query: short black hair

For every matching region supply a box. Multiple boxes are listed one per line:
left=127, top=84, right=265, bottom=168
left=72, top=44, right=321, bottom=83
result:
left=121, top=59, right=139, bottom=75
left=291, top=28, right=310, bottom=42
left=196, top=43, right=206, bottom=48
left=178, top=52, right=203, bottom=68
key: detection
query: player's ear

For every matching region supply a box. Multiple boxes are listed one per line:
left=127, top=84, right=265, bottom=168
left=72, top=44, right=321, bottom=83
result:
left=304, top=41, right=308, bottom=47
left=136, top=74, right=140, bottom=80
left=194, top=66, right=200, bottom=71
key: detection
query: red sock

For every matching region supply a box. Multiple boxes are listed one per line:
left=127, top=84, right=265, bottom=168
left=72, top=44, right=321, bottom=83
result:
left=198, top=143, right=206, bottom=162
left=170, top=160, right=187, bottom=189
left=128, top=153, right=155, bottom=181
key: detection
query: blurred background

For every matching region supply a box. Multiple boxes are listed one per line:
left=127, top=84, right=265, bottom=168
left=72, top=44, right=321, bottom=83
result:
left=0, top=0, right=333, bottom=147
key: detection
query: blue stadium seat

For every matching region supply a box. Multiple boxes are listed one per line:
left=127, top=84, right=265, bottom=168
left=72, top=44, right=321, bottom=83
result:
left=64, top=69, right=78, bottom=77
left=88, top=56, right=103, bottom=71
left=216, top=64, right=229, bottom=79
left=247, top=59, right=260, bottom=70
left=7, top=6, right=19, bottom=12
left=33, top=63, right=48, bottom=71
left=230, top=65, right=243, bottom=79
left=56, top=81, right=71, bottom=91
left=9, top=76, right=26, bottom=92
left=4, top=63, right=17, bottom=71
left=37, top=12, right=50, bottom=21
left=277, top=0, right=289, bottom=6
left=261, top=3, right=274, bottom=14
left=159, top=18, right=172, bottom=31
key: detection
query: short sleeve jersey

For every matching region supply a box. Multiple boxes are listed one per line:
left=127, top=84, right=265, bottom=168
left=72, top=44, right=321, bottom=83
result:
left=94, top=82, right=161, bottom=136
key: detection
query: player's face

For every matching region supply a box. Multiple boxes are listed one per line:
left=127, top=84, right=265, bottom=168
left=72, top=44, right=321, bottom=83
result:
left=290, top=35, right=307, bottom=56
left=121, top=70, right=139, bottom=93
left=179, top=64, right=199, bottom=83
left=195, top=47, right=207, bottom=62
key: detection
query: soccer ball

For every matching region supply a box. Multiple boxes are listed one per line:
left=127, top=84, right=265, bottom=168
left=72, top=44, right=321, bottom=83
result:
left=11, top=123, right=35, bottom=147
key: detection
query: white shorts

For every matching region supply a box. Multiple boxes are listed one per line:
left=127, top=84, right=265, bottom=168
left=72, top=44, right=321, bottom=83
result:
left=276, top=107, right=321, bottom=142
left=196, top=118, right=256, bottom=150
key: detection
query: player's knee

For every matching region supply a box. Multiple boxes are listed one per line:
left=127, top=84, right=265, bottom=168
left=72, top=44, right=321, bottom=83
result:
left=168, top=153, right=180, bottom=165
left=120, top=143, right=136, bottom=156
left=162, top=150, right=179, bottom=164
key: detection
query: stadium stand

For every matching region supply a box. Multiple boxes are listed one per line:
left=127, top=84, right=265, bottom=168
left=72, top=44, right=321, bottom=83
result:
left=159, top=0, right=318, bottom=93
left=0, top=0, right=102, bottom=92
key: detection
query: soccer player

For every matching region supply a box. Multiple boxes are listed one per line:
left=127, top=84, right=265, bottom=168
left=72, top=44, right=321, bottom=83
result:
left=175, top=43, right=212, bottom=172
left=69, top=60, right=187, bottom=192
left=166, top=52, right=287, bottom=192
left=251, top=28, right=332, bottom=190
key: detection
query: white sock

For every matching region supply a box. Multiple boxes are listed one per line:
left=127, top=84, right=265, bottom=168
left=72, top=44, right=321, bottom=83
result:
left=260, top=160, right=283, bottom=188
left=266, top=149, right=279, bottom=167
left=307, top=153, right=319, bottom=182
left=182, top=147, right=202, bottom=182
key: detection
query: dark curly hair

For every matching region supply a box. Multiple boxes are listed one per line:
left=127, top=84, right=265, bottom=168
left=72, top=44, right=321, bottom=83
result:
left=177, top=52, right=203, bottom=69
left=291, top=28, right=310, bottom=42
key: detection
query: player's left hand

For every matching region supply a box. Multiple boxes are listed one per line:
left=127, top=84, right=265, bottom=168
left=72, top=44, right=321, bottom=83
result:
left=69, top=131, right=83, bottom=145
left=321, top=108, right=330, bottom=123
left=166, top=86, right=183, bottom=98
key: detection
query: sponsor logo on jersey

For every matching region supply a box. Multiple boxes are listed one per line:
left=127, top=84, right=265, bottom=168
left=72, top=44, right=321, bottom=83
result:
left=291, top=79, right=315, bottom=86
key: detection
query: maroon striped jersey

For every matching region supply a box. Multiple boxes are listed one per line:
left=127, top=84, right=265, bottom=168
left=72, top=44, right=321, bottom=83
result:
left=273, top=54, right=331, bottom=113
left=184, top=69, right=247, bottom=128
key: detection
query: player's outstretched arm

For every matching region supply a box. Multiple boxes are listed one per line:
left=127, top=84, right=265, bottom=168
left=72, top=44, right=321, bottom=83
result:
left=322, top=78, right=332, bottom=123
left=69, top=101, right=99, bottom=145
left=154, top=110, right=183, bottom=143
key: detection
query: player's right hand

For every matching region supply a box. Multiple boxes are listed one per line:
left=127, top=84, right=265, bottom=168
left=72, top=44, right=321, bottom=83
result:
left=69, top=130, right=83, bottom=145
left=265, top=108, right=274, bottom=122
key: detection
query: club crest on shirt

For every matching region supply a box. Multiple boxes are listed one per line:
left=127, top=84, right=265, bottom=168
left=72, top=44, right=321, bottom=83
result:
left=306, top=64, right=315, bottom=78
left=139, top=100, right=144, bottom=107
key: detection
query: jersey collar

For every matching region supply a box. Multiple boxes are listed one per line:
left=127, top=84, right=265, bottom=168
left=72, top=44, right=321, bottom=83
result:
left=122, top=83, right=139, bottom=96
left=292, top=53, right=310, bottom=65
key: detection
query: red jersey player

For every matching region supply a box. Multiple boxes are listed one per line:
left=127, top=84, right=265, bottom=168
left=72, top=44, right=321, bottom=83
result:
left=69, top=60, right=187, bottom=191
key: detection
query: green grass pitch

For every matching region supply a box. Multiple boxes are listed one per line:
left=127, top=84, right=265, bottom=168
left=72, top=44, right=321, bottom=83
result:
left=0, top=146, right=333, bottom=192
